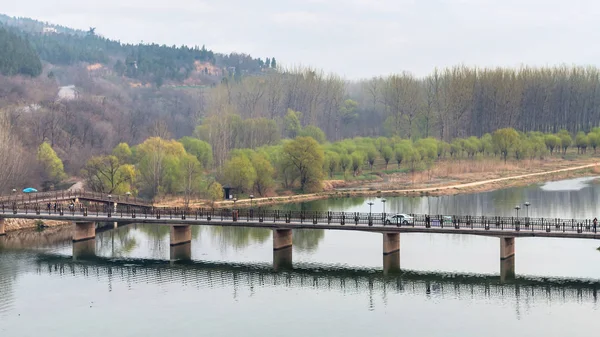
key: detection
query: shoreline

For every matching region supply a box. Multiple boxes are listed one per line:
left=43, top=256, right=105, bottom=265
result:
left=190, top=161, right=600, bottom=208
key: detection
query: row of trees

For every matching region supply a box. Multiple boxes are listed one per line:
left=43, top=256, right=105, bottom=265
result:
left=0, top=26, right=42, bottom=77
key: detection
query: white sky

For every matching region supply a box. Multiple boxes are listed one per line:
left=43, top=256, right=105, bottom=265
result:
left=3, top=0, right=600, bottom=79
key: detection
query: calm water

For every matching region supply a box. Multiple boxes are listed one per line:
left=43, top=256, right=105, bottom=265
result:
left=2, top=177, right=600, bottom=336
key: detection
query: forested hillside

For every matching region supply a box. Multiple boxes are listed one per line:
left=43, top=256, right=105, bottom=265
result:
left=2, top=14, right=600, bottom=200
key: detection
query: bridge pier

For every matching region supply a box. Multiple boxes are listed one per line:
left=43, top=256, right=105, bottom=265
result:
left=273, top=229, right=293, bottom=251
left=170, top=243, right=192, bottom=263
left=73, top=222, right=95, bottom=242
left=73, top=239, right=96, bottom=260
left=273, top=247, right=293, bottom=271
left=500, top=237, right=515, bottom=260
left=383, top=252, right=400, bottom=275
left=170, top=225, right=192, bottom=246
left=500, top=256, right=516, bottom=282
left=383, top=233, right=400, bottom=275
left=0, top=218, right=5, bottom=236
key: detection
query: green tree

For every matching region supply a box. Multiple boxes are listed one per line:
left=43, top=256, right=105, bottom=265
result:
left=575, top=131, right=589, bottom=154
left=366, top=147, right=378, bottom=170
left=544, top=134, right=561, bottom=155
left=492, top=128, right=519, bottom=163
left=284, top=109, right=302, bottom=139
left=381, top=146, right=393, bottom=169
left=112, top=143, right=133, bottom=164
left=351, top=152, right=364, bottom=176
left=557, top=130, right=572, bottom=154
left=206, top=181, right=223, bottom=206
left=299, top=125, right=327, bottom=144
left=282, top=137, right=325, bottom=191
left=179, top=136, right=213, bottom=168
left=324, top=152, right=340, bottom=178
left=339, top=154, right=351, bottom=179
left=222, top=154, right=257, bottom=193
left=135, top=137, right=186, bottom=198
left=588, top=132, right=600, bottom=153
left=81, top=155, right=135, bottom=194
left=251, top=152, right=274, bottom=196
left=37, top=142, right=66, bottom=188
left=180, top=154, right=203, bottom=207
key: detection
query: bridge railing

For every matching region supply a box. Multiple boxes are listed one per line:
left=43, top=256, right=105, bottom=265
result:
left=0, top=190, right=152, bottom=207
left=1, top=204, right=599, bottom=235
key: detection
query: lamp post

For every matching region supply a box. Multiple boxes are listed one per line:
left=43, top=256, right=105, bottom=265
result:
left=515, top=205, right=520, bottom=220
left=249, top=194, right=254, bottom=209
left=524, top=202, right=530, bottom=223
left=126, top=191, right=131, bottom=213
left=368, top=202, right=374, bottom=215
left=381, top=199, right=387, bottom=218
left=108, top=194, right=113, bottom=215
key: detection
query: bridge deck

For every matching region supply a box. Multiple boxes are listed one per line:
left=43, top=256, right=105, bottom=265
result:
left=2, top=208, right=600, bottom=240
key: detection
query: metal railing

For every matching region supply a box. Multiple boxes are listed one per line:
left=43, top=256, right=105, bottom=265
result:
left=0, top=190, right=152, bottom=207
left=1, top=205, right=598, bottom=235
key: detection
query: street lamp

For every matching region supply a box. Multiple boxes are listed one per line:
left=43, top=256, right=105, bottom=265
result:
left=381, top=199, right=387, bottom=218
left=515, top=205, right=520, bottom=219
left=108, top=194, right=113, bottom=214
left=249, top=194, right=254, bottom=209
left=368, top=202, right=374, bottom=215
left=126, top=191, right=131, bottom=213
left=524, top=201, right=530, bottom=219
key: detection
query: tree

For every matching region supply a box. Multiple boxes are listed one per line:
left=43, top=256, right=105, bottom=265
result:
left=179, top=136, right=213, bottom=168
left=575, top=131, right=588, bottom=154
left=557, top=130, right=572, bottom=154
left=180, top=154, right=203, bottom=207
left=366, top=147, right=378, bottom=170
left=251, top=152, right=274, bottom=196
left=544, top=134, right=561, bottom=155
left=81, top=155, right=135, bottom=194
left=381, top=146, right=393, bottom=169
left=271, top=57, right=277, bottom=68
left=135, top=137, right=186, bottom=198
left=351, top=152, right=364, bottom=176
left=282, top=137, right=325, bottom=191
left=340, top=154, right=351, bottom=179
left=222, top=154, right=257, bottom=193
left=37, top=142, right=66, bottom=189
left=112, top=143, right=133, bottom=164
left=588, top=132, right=600, bottom=153
left=299, top=125, right=327, bottom=144
left=206, top=181, right=223, bottom=206
left=492, top=128, right=519, bottom=163
left=325, top=152, right=340, bottom=178
left=284, top=109, right=302, bottom=139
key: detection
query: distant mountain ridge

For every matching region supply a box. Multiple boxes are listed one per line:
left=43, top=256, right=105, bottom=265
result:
left=0, top=13, right=277, bottom=86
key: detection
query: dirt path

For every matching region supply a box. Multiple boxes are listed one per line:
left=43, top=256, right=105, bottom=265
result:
left=209, top=161, right=599, bottom=208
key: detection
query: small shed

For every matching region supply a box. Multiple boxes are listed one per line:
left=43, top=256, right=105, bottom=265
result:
left=222, top=186, right=235, bottom=200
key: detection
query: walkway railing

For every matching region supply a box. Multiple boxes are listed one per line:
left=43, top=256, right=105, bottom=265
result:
left=1, top=204, right=598, bottom=235
left=0, top=190, right=152, bottom=207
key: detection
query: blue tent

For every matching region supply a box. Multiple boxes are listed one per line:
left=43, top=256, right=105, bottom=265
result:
left=22, top=188, right=38, bottom=193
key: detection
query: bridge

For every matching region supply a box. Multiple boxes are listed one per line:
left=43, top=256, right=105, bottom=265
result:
left=1, top=207, right=599, bottom=279
left=23, top=254, right=600, bottom=308
left=0, top=190, right=152, bottom=208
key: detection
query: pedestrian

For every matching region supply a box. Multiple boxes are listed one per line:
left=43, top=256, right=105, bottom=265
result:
left=47, top=202, right=51, bottom=211
left=53, top=203, right=57, bottom=212
left=594, top=217, right=597, bottom=233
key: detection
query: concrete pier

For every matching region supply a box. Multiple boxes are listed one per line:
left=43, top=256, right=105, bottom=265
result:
left=0, top=218, right=5, bottom=236
left=383, top=251, right=400, bottom=275
left=73, top=239, right=96, bottom=260
left=273, top=247, right=293, bottom=271
left=383, top=233, right=400, bottom=255
left=273, top=229, right=293, bottom=250
left=73, top=222, right=95, bottom=242
left=170, top=225, right=192, bottom=246
left=500, top=237, right=515, bottom=260
left=170, top=242, right=192, bottom=262
left=500, top=256, right=516, bottom=282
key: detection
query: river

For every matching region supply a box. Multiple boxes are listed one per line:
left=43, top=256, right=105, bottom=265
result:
left=1, top=177, right=600, bottom=336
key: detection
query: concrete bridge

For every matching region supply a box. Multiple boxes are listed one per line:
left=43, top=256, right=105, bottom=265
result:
left=26, top=254, right=600, bottom=306
left=1, top=207, right=599, bottom=279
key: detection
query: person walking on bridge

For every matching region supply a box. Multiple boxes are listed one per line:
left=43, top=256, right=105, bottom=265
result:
left=593, top=217, right=597, bottom=233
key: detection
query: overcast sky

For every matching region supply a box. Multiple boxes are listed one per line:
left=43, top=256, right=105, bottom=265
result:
left=3, top=0, right=600, bottom=79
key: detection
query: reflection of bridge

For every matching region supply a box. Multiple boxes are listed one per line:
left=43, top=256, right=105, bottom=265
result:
left=31, top=255, right=600, bottom=305
left=2, top=207, right=600, bottom=278
left=0, top=190, right=151, bottom=208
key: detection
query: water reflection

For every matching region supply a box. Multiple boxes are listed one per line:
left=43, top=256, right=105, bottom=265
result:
left=19, top=254, right=600, bottom=309
left=294, top=177, right=600, bottom=219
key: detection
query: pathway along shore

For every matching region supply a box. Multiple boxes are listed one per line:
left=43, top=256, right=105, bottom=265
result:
left=206, top=162, right=600, bottom=208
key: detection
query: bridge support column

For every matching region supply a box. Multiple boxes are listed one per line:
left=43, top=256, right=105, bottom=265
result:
left=170, top=242, right=191, bottom=263
left=383, top=252, right=400, bottom=275
left=500, top=237, right=515, bottom=260
left=170, top=225, right=192, bottom=246
left=500, top=256, right=516, bottom=282
left=73, top=222, right=95, bottom=242
left=0, top=218, right=5, bottom=236
left=273, top=229, right=293, bottom=251
left=383, top=233, right=400, bottom=255
left=73, top=239, right=96, bottom=260
left=273, top=247, right=293, bottom=271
